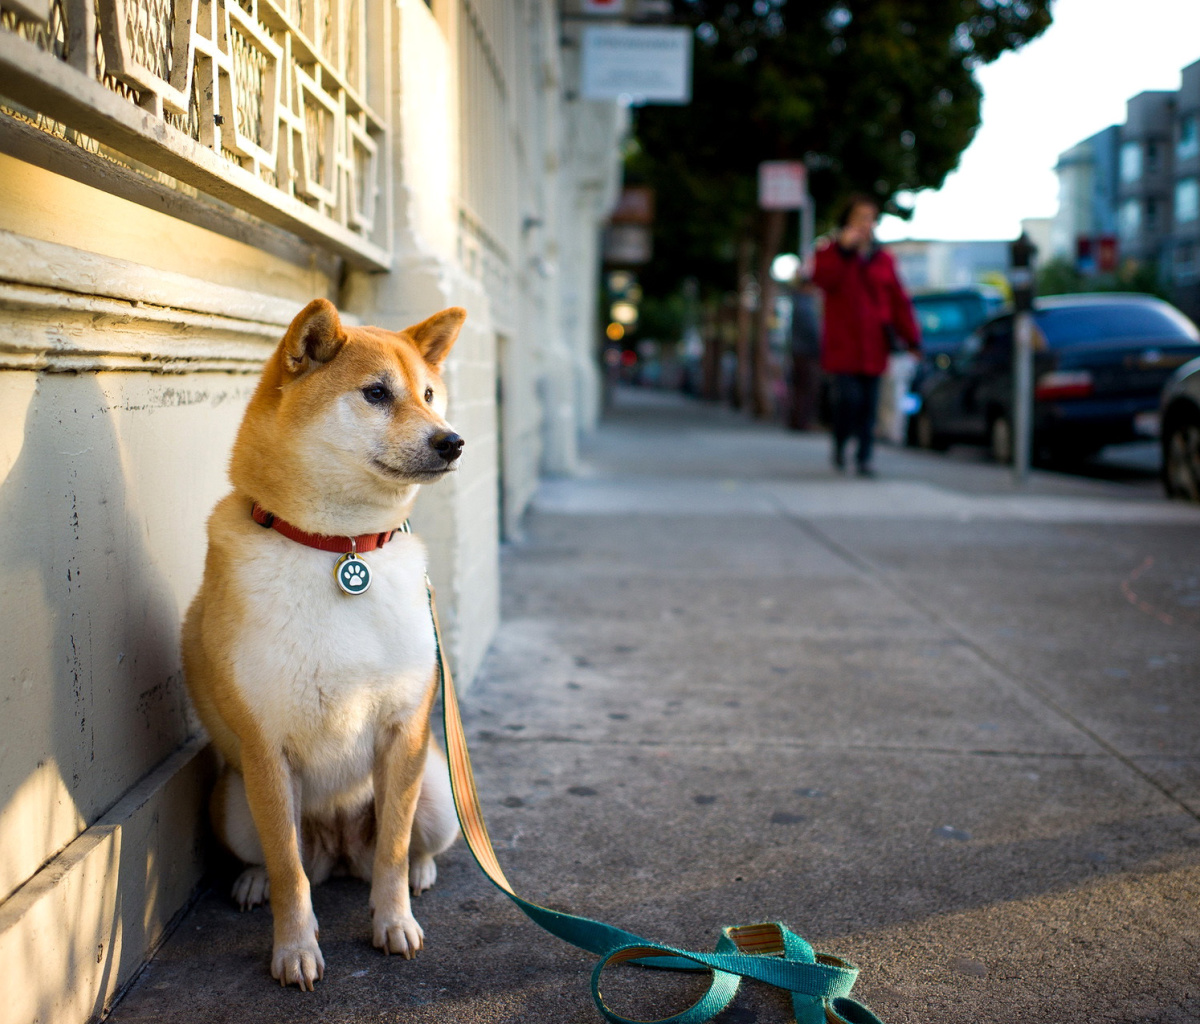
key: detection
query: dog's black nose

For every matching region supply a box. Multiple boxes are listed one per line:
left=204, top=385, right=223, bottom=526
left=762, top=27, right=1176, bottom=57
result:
left=430, top=430, right=464, bottom=463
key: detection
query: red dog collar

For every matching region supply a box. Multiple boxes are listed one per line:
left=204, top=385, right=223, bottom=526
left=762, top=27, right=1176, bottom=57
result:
left=251, top=502, right=404, bottom=553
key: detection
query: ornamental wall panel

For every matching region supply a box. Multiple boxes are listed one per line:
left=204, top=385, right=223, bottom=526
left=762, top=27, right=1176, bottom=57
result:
left=0, top=0, right=389, bottom=268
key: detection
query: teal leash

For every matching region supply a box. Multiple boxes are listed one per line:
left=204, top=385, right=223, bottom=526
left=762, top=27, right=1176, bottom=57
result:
left=428, top=579, right=886, bottom=1024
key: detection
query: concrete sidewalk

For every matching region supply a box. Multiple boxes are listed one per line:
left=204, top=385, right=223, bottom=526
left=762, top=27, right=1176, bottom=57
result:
left=109, top=387, right=1200, bottom=1024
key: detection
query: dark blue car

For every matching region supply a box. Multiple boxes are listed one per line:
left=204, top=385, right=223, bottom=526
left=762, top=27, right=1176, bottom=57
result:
left=1161, top=354, right=1200, bottom=501
left=912, top=293, right=1200, bottom=465
left=904, top=287, right=1007, bottom=439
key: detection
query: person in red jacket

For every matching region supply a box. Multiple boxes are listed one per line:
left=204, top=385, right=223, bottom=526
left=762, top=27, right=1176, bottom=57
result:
left=812, top=194, right=921, bottom=477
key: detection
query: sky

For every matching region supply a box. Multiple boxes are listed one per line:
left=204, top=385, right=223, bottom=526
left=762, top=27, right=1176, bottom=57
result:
left=874, top=0, right=1200, bottom=244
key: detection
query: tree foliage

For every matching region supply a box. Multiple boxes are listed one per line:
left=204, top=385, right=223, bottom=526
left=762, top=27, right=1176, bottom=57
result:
left=1038, top=255, right=1170, bottom=300
left=628, top=0, right=1055, bottom=297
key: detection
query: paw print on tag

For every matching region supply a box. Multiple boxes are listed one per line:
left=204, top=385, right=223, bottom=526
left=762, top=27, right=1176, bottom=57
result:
left=334, top=553, right=372, bottom=595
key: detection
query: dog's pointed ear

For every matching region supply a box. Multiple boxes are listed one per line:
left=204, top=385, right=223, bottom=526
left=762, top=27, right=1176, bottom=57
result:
left=281, top=299, right=346, bottom=378
left=405, top=307, right=466, bottom=371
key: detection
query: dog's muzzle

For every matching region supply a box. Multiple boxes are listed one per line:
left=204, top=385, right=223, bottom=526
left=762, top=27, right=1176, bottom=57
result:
left=430, top=430, right=464, bottom=464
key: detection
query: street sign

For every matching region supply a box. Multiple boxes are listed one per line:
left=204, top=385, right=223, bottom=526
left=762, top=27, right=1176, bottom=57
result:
left=1076, top=234, right=1119, bottom=275
left=604, top=225, right=652, bottom=264
left=758, top=161, right=807, bottom=210
left=580, top=26, right=693, bottom=104
left=609, top=186, right=655, bottom=225
left=1097, top=235, right=1118, bottom=273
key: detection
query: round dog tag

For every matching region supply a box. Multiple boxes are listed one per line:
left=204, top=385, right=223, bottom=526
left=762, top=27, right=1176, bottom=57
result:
left=334, top=552, right=372, bottom=595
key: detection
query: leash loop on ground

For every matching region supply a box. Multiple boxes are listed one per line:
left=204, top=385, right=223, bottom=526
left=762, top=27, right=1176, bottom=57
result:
left=428, top=580, right=885, bottom=1024
left=588, top=924, right=877, bottom=1024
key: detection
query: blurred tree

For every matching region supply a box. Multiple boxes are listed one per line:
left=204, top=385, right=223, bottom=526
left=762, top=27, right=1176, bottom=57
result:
left=628, top=0, right=1055, bottom=299
left=1115, top=258, right=1169, bottom=300
left=1037, top=256, right=1084, bottom=296
left=637, top=292, right=688, bottom=341
left=1038, top=255, right=1170, bottom=300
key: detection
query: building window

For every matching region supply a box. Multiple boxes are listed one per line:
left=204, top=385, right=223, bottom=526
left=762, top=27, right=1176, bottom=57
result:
left=1177, top=178, right=1200, bottom=224
left=1176, top=242, right=1198, bottom=282
left=1120, top=140, right=1142, bottom=183
left=1118, top=198, right=1141, bottom=240
left=1146, top=140, right=1160, bottom=174
left=1179, top=115, right=1200, bottom=160
left=1146, top=197, right=1159, bottom=232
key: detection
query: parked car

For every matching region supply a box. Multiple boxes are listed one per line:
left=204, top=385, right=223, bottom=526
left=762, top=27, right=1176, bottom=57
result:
left=1161, top=355, right=1200, bottom=501
left=911, top=286, right=1008, bottom=364
left=910, top=293, right=1200, bottom=464
left=903, top=286, right=1008, bottom=440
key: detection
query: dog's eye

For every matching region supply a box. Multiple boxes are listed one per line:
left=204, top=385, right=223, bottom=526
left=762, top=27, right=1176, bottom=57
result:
left=423, top=387, right=434, bottom=403
left=362, top=384, right=391, bottom=406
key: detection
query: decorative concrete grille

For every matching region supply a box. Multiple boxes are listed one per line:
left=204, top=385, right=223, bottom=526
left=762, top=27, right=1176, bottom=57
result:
left=458, top=206, right=511, bottom=314
left=455, top=0, right=513, bottom=312
left=1, top=1, right=66, bottom=59
left=0, top=0, right=388, bottom=269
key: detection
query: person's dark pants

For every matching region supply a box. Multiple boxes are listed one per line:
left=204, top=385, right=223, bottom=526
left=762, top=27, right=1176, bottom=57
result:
left=830, top=373, right=881, bottom=468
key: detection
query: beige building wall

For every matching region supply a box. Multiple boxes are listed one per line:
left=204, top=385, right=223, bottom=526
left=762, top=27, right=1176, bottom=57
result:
left=0, top=159, right=329, bottom=1024
left=0, top=0, right=625, bottom=1021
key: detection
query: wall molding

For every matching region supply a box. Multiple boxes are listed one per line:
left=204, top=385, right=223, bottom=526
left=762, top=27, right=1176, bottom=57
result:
left=0, top=230, right=296, bottom=372
left=0, top=737, right=214, bottom=1024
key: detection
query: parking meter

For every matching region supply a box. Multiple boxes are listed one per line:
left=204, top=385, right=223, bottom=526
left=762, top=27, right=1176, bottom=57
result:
left=1009, top=233, right=1037, bottom=314
left=1009, top=232, right=1038, bottom=481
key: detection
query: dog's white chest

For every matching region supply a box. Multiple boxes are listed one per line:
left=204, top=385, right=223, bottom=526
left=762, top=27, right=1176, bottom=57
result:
left=229, top=535, right=436, bottom=755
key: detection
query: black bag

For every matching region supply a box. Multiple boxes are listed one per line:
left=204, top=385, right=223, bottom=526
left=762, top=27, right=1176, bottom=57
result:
left=883, top=324, right=906, bottom=353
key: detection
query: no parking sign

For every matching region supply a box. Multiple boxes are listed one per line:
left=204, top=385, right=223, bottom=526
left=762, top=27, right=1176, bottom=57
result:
left=758, top=161, right=807, bottom=210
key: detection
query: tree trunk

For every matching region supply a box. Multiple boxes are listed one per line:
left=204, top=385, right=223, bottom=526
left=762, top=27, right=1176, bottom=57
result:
left=701, top=300, right=721, bottom=401
left=733, top=233, right=756, bottom=411
left=752, top=208, right=787, bottom=418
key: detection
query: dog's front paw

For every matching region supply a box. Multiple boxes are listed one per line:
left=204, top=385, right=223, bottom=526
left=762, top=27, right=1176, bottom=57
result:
left=409, top=854, right=437, bottom=896
left=272, top=912, right=324, bottom=989
left=372, top=912, right=424, bottom=959
left=232, top=867, right=270, bottom=910
left=272, top=936, right=324, bottom=991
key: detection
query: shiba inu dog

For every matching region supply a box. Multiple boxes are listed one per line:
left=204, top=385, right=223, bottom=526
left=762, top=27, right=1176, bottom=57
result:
left=182, top=298, right=465, bottom=989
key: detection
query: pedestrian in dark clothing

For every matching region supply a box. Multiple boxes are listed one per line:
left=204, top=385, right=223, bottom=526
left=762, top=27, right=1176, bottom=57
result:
left=812, top=194, right=920, bottom=476
left=787, top=279, right=821, bottom=430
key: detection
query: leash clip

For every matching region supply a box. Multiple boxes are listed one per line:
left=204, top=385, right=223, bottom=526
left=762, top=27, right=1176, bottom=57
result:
left=334, top=536, right=372, bottom=596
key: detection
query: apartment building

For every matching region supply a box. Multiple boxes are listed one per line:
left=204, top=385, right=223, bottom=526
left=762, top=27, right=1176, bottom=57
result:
left=1053, top=59, right=1200, bottom=320
left=887, top=238, right=1011, bottom=293
left=1116, top=90, right=1175, bottom=267
left=1173, top=60, right=1200, bottom=318
left=0, top=2, right=626, bottom=1022
left=1051, top=125, right=1119, bottom=262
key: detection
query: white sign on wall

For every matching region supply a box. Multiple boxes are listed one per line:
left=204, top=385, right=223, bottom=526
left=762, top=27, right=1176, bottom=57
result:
left=580, top=26, right=693, bottom=105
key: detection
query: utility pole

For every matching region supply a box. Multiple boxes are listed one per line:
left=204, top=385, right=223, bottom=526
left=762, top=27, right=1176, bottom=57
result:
left=798, top=193, right=814, bottom=273
left=752, top=208, right=787, bottom=417
left=733, top=236, right=756, bottom=410
left=1009, top=232, right=1038, bottom=483
left=754, top=160, right=809, bottom=419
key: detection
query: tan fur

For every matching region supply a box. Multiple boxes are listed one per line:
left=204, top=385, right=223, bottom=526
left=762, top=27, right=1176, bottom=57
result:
left=183, top=299, right=465, bottom=989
